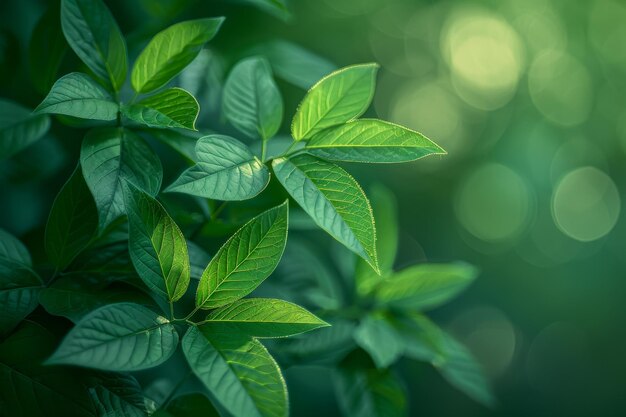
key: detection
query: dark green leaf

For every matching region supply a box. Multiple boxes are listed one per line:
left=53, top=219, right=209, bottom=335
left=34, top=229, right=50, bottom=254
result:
left=353, top=314, right=404, bottom=369
left=0, top=99, right=50, bottom=160
left=222, top=56, right=283, bottom=140
left=0, top=228, right=32, bottom=265
left=165, top=135, right=270, bottom=200
left=131, top=18, right=224, bottom=93
left=306, top=119, right=445, bottom=163
left=123, top=182, right=190, bottom=302
left=45, top=164, right=98, bottom=270
left=35, top=72, right=119, bottom=121
left=29, top=4, right=68, bottom=94
left=182, top=326, right=288, bottom=417
left=165, top=393, right=219, bottom=417
left=334, top=367, right=406, bottom=417
left=291, top=63, right=378, bottom=141
left=61, top=0, right=127, bottom=91
left=89, top=373, right=148, bottom=417
left=272, top=154, right=379, bottom=272
left=80, top=127, right=162, bottom=230
left=187, top=240, right=211, bottom=280
left=122, top=87, right=199, bottom=130
left=375, top=263, right=477, bottom=311
left=195, top=201, right=288, bottom=309
left=47, top=302, right=178, bottom=371
left=203, top=298, right=328, bottom=338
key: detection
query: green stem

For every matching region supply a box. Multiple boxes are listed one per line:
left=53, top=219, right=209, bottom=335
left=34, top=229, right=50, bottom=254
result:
left=261, top=140, right=268, bottom=162
left=169, top=301, right=175, bottom=321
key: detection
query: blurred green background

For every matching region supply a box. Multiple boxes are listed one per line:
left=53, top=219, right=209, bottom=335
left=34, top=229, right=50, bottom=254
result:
left=1, top=0, right=625, bottom=415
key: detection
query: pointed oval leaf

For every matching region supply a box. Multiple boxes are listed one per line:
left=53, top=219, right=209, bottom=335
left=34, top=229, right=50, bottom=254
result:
left=291, top=63, right=379, bottom=141
left=204, top=298, right=328, bottom=338
left=182, top=327, right=288, bottom=417
left=272, top=154, right=379, bottom=272
left=165, top=135, right=270, bottom=200
left=306, top=119, right=446, bottom=163
left=353, top=314, right=404, bottom=369
left=375, top=263, right=478, bottom=311
left=122, top=87, right=199, bottom=130
left=35, top=72, right=119, bottom=121
left=196, top=201, right=288, bottom=309
left=47, top=303, right=178, bottom=371
left=222, top=56, right=283, bottom=140
left=61, top=0, right=127, bottom=91
left=123, top=182, right=190, bottom=302
left=0, top=228, right=32, bottom=266
left=80, top=127, right=162, bottom=230
left=131, top=18, right=224, bottom=93
left=0, top=99, right=50, bottom=160
left=89, top=373, right=148, bottom=417
left=45, top=165, right=98, bottom=270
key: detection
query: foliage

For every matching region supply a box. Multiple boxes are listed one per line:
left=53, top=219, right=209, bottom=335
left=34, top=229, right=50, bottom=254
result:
left=0, top=0, right=491, bottom=416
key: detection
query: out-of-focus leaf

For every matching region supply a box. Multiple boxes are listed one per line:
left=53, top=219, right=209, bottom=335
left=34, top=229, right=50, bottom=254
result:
left=353, top=314, right=404, bottom=369
left=0, top=99, right=50, bottom=160
left=29, top=4, right=68, bottom=94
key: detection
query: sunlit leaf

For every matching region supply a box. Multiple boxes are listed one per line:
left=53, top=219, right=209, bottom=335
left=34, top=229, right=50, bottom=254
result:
left=291, top=63, right=378, bottom=141
left=47, top=302, right=178, bottom=371
left=272, top=154, right=378, bottom=272
left=122, top=87, right=199, bottom=130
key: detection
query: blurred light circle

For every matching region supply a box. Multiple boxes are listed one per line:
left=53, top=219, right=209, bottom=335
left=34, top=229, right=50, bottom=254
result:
left=513, top=9, right=567, bottom=55
left=551, top=167, right=620, bottom=242
left=528, top=51, right=593, bottom=127
left=589, top=0, right=626, bottom=71
left=455, top=163, right=532, bottom=242
left=549, top=137, right=608, bottom=184
left=390, top=81, right=465, bottom=155
left=442, top=9, right=525, bottom=110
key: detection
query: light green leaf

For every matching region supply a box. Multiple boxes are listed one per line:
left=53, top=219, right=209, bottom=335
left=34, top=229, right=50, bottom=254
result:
left=80, top=127, right=162, bottom=230
left=89, top=373, right=148, bottom=417
left=334, top=367, right=406, bottom=417
left=306, top=119, right=445, bottom=163
left=35, top=73, right=119, bottom=121
left=355, top=184, right=398, bottom=297
left=353, top=314, right=404, bottom=369
left=398, top=315, right=495, bottom=407
left=291, top=63, right=379, bottom=141
left=165, top=135, right=269, bottom=200
left=45, top=165, right=98, bottom=270
left=0, top=99, right=50, bottom=160
left=203, top=298, right=328, bottom=338
left=272, top=154, right=379, bottom=272
left=122, top=88, right=199, bottom=130
left=182, top=326, right=288, bottom=417
left=196, top=201, right=288, bottom=309
left=249, top=40, right=336, bottom=89
left=61, top=0, right=127, bottom=91
left=0, top=228, right=32, bottom=266
left=47, top=303, right=178, bottom=371
left=131, top=18, right=224, bottom=93
left=222, top=56, right=283, bottom=140
left=375, top=263, right=477, bottom=311
left=123, top=182, right=190, bottom=302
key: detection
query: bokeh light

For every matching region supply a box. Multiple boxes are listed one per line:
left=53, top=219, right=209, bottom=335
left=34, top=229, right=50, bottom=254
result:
left=551, top=167, right=620, bottom=242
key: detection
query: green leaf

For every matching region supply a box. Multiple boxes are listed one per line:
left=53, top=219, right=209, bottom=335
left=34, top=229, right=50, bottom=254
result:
left=249, top=40, right=336, bottom=89
left=196, top=201, right=288, bottom=309
left=61, top=0, right=127, bottom=91
left=35, top=72, right=119, bottom=121
left=203, top=298, right=328, bottom=338
left=165, top=135, right=270, bottom=200
left=123, top=181, right=190, bottom=302
left=142, top=128, right=201, bottom=164
left=291, top=63, right=379, bottom=141
left=355, top=184, right=398, bottom=297
left=334, top=367, right=406, bottom=417
left=398, top=315, right=495, bottom=407
left=0, top=322, right=98, bottom=416
left=0, top=228, right=32, bottom=265
left=0, top=263, right=42, bottom=335
left=375, top=263, right=477, bottom=311
left=131, top=18, right=224, bottom=93
left=45, top=165, right=98, bottom=270
left=89, top=373, right=148, bottom=417
left=222, top=56, right=283, bottom=140
left=165, top=393, right=219, bottom=417
left=47, top=302, right=178, bottom=371
left=29, top=4, right=68, bottom=94
left=80, top=127, right=162, bottom=230
left=122, top=87, right=199, bottom=130
left=272, top=154, right=379, bottom=272
left=0, top=99, right=50, bottom=160
left=306, top=119, right=445, bottom=163
left=182, top=326, right=288, bottom=417
left=241, top=0, right=291, bottom=20
left=353, top=314, right=404, bottom=369
left=40, top=277, right=156, bottom=323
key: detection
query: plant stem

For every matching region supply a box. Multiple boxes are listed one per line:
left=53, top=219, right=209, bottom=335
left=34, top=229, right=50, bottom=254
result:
left=261, top=140, right=268, bottom=162
left=169, top=301, right=175, bottom=321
